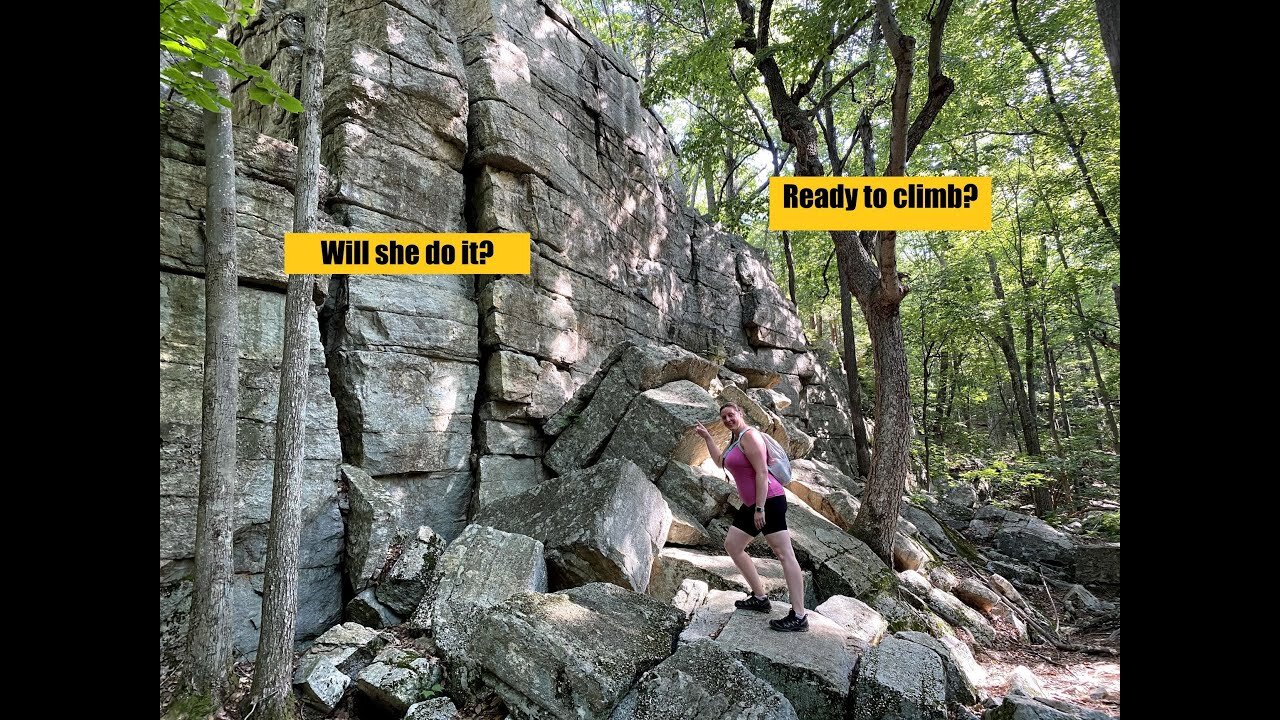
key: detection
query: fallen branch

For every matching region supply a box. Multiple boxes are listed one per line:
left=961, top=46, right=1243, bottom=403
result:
left=1040, top=572, right=1060, bottom=634
left=961, top=558, right=1117, bottom=656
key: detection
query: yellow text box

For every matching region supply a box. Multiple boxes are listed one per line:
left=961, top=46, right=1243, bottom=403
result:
left=769, top=177, right=991, bottom=231
left=285, top=233, right=530, bottom=274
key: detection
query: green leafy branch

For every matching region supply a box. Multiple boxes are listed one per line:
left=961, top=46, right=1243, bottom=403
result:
left=160, top=0, right=301, bottom=114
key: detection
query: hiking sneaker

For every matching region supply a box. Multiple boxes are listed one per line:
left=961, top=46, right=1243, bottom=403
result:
left=769, top=609, right=810, bottom=632
left=735, top=593, right=772, bottom=612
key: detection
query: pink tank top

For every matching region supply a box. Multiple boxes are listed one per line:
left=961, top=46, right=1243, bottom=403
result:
left=724, top=430, right=786, bottom=506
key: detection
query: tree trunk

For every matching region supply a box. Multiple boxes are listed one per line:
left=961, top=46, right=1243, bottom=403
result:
left=703, top=158, right=718, bottom=215
left=1094, top=0, right=1119, bottom=102
left=987, top=257, right=1040, bottom=455
left=782, top=230, right=797, bottom=307
left=686, top=163, right=700, bottom=209
left=1055, top=239, right=1120, bottom=452
left=987, top=255, right=1050, bottom=515
left=920, top=308, right=932, bottom=489
left=839, top=273, right=873, bottom=478
left=1011, top=0, right=1119, bottom=250
left=734, top=0, right=953, bottom=565
left=1038, top=312, right=1064, bottom=459
left=185, top=65, right=239, bottom=709
left=944, top=352, right=961, bottom=421
left=933, top=348, right=950, bottom=435
left=1024, top=306, right=1037, bottom=430
left=1038, top=310, right=1071, bottom=507
left=1056, top=346, right=1073, bottom=439
left=247, top=3, right=328, bottom=718
left=722, top=147, right=738, bottom=203
left=1084, top=334, right=1119, bottom=452
left=853, top=295, right=914, bottom=560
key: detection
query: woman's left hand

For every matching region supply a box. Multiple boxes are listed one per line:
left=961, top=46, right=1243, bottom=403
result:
left=754, top=510, right=765, bottom=530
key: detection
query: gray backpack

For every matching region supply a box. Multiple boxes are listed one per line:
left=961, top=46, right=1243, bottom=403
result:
left=726, top=427, right=793, bottom=486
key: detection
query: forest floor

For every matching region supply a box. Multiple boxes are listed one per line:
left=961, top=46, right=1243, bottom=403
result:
left=967, top=473, right=1122, bottom=717
left=976, top=644, right=1120, bottom=715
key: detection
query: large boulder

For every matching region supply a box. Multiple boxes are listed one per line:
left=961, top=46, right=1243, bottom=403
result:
left=713, top=603, right=862, bottom=720
left=783, top=494, right=897, bottom=602
left=471, top=583, right=686, bottom=719
left=900, top=504, right=959, bottom=557
left=814, top=595, right=889, bottom=651
left=342, top=463, right=404, bottom=593
left=655, top=461, right=737, bottom=525
left=413, top=524, right=547, bottom=691
left=376, top=525, right=447, bottom=617
left=474, top=459, right=671, bottom=592
left=295, top=622, right=392, bottom=680
left=894, top=535, right=933, bottom=572
left=954, top=577, right=1002, bottom=615
left=406, top=697, right=459, bottom=720
left=293, top=656, right=351, bottom=713
left=345, top=588, right=400, bottom=629
left=851, top=636, right=947, bottom=720
left=666, top=503, right=712, bottom=546
left=355, top=647, right=444, bottom=716
left=973, top=506, right=1075, bottom=570
left=598, top=380, right=722, bottom=478
left=926, top=588, right=997, bottom=647
left=610, top=639, right=800, bottom=720
left=867, top=592, right=956, bottom=640
left=899, top=570, right=934, bottom=597
left=1073, top=543, right=1120, bottom=586
left=983, top=694, right=1118, bottom=720
left=787, top=459, right=863, bottom=530
left=544, top=343, right=720, bottom=473
left=895, top=631, right=986, bottom=706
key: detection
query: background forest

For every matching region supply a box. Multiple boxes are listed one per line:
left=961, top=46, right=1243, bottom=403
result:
left=565, top=0, right=1120, bottom=528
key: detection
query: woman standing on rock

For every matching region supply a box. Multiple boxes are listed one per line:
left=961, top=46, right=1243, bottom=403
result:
left=694, top=402, right=808, bottom=632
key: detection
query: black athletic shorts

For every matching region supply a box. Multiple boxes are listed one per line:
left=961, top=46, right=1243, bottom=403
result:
left=731, top=494, right=788, bottom=536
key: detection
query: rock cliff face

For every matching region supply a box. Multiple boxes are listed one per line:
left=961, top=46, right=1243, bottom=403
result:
left=159, top=0, right=860, bottom=665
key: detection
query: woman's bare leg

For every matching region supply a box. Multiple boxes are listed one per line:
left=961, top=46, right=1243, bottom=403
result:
left=725, top=526, right=767, bottom=597
left=765, top=530, right=806, bottom=615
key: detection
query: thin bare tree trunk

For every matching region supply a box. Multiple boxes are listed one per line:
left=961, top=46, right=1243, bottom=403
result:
left=834, top=275, right=869, bottom=477
left=703, top=158, right=718, bottom=216
left=782, top=230, right=797, bottom=306
left=248, top=2, right=328, bottom=717
left=987, top=255, right=1049, bottom=514
left=921, top=327, right=932, bottom=489
left=1054, top=239, right=1120, bottom=452
left=933, top=347, right=950, bottom=436
left=186, top=64, right=239, bottom=710
left=838, top=282, right=873, bottom=478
